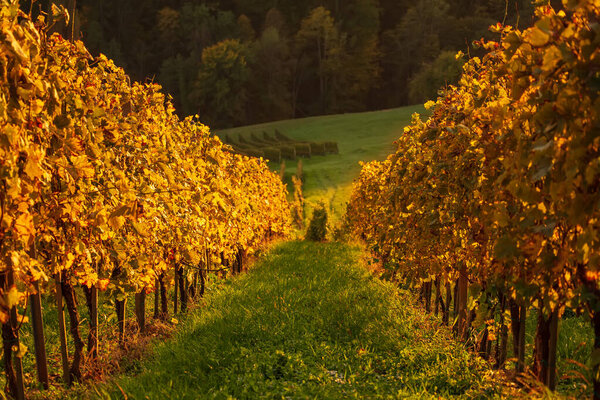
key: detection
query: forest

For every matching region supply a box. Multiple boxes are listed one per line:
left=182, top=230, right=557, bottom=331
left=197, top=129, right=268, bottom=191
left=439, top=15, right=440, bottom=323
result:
left=24, top=0, right=546, bottom=128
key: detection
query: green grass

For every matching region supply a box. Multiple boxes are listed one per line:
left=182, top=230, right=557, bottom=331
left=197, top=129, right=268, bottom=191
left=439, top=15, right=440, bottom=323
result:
left=89, top=241, right=501, bottom=399
left=218, top=106, right=425, bottom=222
left=412, top=285, right=593, bottom=397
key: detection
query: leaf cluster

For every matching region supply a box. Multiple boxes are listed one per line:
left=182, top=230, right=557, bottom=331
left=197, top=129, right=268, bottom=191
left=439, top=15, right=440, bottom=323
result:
left=346, top=0, right=600, bottom=319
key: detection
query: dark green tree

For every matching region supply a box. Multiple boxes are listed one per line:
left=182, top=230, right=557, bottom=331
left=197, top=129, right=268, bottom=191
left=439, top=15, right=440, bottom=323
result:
left=192, top=39, right=250, bottom=128
left=295, top=6, right=345, bottom=115
left=237, top=14, right=256, bottom=41
left=246, top=27, right=293, bottom=123
left=335, top=0, right=381, bottom=111
left=62, top=0, right=543, bottom=126
left=380, top=0, right=449, bottom=107
left=408, top=51, right=465, bottom=104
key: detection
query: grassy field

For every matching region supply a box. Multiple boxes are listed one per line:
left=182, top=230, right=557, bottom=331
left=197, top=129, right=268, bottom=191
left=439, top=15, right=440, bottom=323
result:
left=89, top=241, right=502, bottom=399
left=218, top=106, right=425, bottom=222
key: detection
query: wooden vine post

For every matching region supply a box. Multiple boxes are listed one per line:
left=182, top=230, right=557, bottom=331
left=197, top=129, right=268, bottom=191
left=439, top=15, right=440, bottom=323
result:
left=592, top=309, right=600, bottom=400
left=443, top=281, right=451, bottom=325
left=236, top=248, right=244, bottom=274
left=178, top=266, right=187, bottom=313
left=154, top=278, right=160, bottom=319
left=115, top=297, right=126, bottom=345
left=188, top=269, right=197, bottom=300
left=9, top=304, right=25, bottom=400
left=159, top=273, right=168, bottom=320
left=532, top=306, right=559, bottom=389
left=434, top=278, right=441, bottom=316
left=453, top=280, right=459, bottom=319
left=547, top=308, right=559, bottom=390
left=495, top=292, right=508, bottom=369
left=232, top=251, right=238, bottom=275
left=55, top=274, right=70, bottom=385
left=83, top=285, right=99, bottom=358
left=173, top=261, right=178, bottom=315
left=199, top=262, right=206, bottom=298
left=457, top=266, right=469, bottom=341
left=29, top=280, right=49, bottom=389
left=424, top=281, right=432, bottom=313
left=90, top=286, right=98, bottom=357
left=517, top=301, right=527, bottom=374
left=135, top=290, right=146, bottom=333
left=1, top=270, right=26, bottom=400
left=60, top=276, right=85, bottom=382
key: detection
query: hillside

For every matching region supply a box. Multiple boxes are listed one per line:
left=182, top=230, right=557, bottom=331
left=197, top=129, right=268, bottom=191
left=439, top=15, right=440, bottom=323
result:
left=218, top=105, right=425, bottom=221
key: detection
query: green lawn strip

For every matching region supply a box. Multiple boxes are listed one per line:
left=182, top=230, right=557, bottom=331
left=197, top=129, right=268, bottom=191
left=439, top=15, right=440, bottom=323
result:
left=90, top=241, right=500, bottom=399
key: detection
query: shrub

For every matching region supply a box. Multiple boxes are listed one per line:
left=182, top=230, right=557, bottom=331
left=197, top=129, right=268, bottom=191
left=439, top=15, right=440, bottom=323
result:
left=408, top=51, right=465, bottom=104
left=309, top=142, right=326, bottom=156
left=291, top=175, right=304, bottom=228
left=324, top=141, right=339, bottom=154
left=275, top=129, right=293, bottom=142
left=295, top=143, right=311, bottom=157
left=232, top=142, right=251, bottom=150
left=251, top=132, right=269, bottom=146
left=279, top=145, right=297, bottom=160
left=305, top=203, right=328, bottom=242
left=238, top=135, right=251, bottom=145
left=263, top=147, right=282, bottom=163
left=263, top=131, right=279, bottom=144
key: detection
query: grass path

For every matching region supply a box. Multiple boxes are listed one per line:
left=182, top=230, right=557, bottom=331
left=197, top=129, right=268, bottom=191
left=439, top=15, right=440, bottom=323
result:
left=91, top=242, right=500, bottom=399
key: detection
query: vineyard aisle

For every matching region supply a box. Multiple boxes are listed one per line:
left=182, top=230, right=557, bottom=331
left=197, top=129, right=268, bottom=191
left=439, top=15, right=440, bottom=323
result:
left=93, top=241, right=500, bottom=399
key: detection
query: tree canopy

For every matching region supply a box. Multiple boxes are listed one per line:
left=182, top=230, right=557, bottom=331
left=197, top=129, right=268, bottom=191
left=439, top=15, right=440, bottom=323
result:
left=27, top=0, right=538, bottom=128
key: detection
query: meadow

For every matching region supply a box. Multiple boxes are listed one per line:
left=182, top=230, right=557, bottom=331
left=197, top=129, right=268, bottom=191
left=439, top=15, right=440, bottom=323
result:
left=218, top=105, right=425, bottom=222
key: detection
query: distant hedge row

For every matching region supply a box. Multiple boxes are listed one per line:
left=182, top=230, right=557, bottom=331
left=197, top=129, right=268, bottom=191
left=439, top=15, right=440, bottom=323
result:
left=222, top=130, right=339, bottom=162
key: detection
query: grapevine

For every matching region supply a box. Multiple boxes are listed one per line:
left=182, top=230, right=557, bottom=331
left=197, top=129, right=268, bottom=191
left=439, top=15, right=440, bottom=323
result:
left=0, top=0, right=289, bottom=394
left=346, top=0, right=600, bottom=394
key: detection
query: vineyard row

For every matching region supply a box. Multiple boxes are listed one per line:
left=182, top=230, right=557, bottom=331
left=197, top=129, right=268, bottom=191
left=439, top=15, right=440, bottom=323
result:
left=346, top=0, right=600, bottom=396
left=0, top=1, right=290, bottom=398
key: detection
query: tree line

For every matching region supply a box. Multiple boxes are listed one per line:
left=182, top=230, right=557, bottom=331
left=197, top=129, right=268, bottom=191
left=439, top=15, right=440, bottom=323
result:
left=25, top=0, right=544, bottom=128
